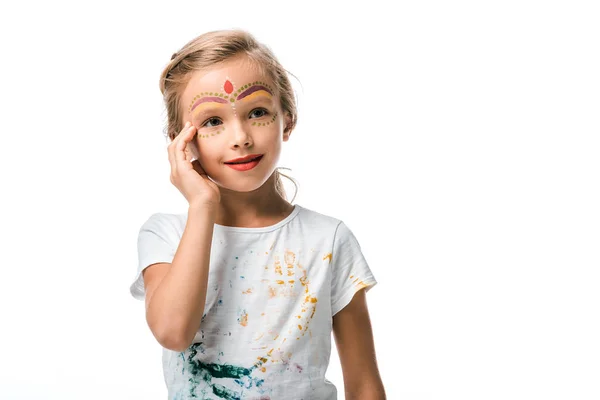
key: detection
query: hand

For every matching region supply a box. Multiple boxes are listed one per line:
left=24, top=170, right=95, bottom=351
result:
left=167, top=121, right=221, bottom=207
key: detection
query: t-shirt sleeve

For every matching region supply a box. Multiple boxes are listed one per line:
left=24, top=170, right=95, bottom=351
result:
left=330, top=221, right=378, bottom=316
left=129, top=213, right=180, bottom=301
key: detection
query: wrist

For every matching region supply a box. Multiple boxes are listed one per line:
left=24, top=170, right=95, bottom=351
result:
left=188, top=201, right=218, bottom=215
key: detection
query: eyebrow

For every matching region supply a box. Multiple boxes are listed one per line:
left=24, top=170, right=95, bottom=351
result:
left=190, top=96, right=228, bottom=113
left=236, top=85, right=273, bottom=101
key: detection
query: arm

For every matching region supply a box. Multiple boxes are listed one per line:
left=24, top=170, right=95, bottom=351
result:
left=143, top=204, right=216, bottom=352
left=333, top=288, right=386, bottom=400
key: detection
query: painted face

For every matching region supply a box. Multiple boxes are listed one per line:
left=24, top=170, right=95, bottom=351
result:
left=188, top=79, right=279, bottom=139
left=179, top=56, right=291, bottom=193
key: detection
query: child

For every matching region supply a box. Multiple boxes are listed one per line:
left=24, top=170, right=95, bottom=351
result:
left=129, top=29, right=386, bottom=400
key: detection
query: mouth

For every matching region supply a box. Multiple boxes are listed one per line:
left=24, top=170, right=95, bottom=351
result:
left=224, top=155, right=264, bottom=171
left=224, top=154, right=264, bottom=165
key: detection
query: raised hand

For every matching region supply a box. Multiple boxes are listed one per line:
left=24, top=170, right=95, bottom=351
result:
left=167, top=121, right=221, bottom=207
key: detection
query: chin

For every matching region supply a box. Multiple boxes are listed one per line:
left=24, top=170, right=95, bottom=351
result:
left=208, top=173, right=273, bottom=193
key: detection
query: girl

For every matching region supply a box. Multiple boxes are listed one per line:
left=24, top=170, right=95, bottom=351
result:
left=130, top=29, right=386, bottom=400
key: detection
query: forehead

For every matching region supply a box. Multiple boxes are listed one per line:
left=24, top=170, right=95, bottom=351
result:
left=182, top=57, right=275, bottom=103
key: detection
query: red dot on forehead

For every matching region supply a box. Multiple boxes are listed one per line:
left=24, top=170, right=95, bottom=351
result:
left=224, top=80, right=233, bottom=94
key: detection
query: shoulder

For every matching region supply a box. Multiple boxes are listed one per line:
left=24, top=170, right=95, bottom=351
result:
left=293, top=205, right=362, bottom=247
left=138, top=211, right=187, bottom=240
left=141, top=211, right=185, bottom=227
left=294, top=204, right=344, bottom=231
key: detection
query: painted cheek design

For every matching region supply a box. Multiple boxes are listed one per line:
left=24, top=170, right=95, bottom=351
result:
left=196, top=126, right=225, bottom=139
left=251, top=111, right=278, bottom=127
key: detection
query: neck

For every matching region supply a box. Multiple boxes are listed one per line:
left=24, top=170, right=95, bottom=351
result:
left=214, top=172, right=294, bottom=228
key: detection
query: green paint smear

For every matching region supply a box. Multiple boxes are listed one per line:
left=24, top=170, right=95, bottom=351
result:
left=188, top=343, right=252, bottom=378
left=182, top=343, right=263, bottom=399
left=213, top=383, right=241, bottom=400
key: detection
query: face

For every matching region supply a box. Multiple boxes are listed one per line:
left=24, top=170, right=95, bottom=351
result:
left=179, top=56, right=291, bottom=193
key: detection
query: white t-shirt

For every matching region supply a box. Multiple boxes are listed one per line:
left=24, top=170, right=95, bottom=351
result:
left=130, top=204, right=377, bottom=400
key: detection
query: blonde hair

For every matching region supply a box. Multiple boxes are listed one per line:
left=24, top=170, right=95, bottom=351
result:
left=158, top=29, right=298, bottom=203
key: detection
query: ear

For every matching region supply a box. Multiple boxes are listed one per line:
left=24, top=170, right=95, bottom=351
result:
left=283, top=113, right=293, bottom=142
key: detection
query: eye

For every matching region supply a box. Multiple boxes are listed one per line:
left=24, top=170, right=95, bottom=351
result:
left=203, top=117, right=222, bottom=128
left=249, top=108, right=269, bottom=119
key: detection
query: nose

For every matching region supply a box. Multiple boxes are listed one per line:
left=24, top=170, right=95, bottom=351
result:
left=229, top=121, right=253, bottom=149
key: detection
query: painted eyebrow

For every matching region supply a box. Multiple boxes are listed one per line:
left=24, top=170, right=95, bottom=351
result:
left=236, top=85, right=273, bottom=101
left=190, top=96, right=228, bottom=113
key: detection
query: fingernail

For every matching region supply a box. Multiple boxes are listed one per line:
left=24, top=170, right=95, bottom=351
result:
left=184, top=121, right=190, bottom=128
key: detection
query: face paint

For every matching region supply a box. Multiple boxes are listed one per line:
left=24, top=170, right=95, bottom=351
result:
left=251, top=111, right=278, bottom=127
left=236, top=84, right=273, bottom=101
left=188, top=99, right=227, bottom=139
left=195, top=126, right=226, bottom=139
left=223, top=76, right=238, bottom=116
left=187, top=78, right=277, bottom=138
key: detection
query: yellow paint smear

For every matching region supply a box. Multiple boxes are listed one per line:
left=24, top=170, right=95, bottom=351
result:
left=238, top=90, right=272, bottom=103
left=274, top=256, right=282, bottom=275
left=284, top=250, right=295, bottom=262
left=190, top=101, right=226, bottom=119
left=239, top=311, right=248, bottom=327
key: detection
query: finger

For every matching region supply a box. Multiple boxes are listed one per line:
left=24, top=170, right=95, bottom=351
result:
left=167, top=121, right=190, bottom=158
left=185, top=145, right=197, bottom=163
left=175, top=123, right=196, bottom=161
left=186, top=130, right=200, bottom=163
left=173, top=125, right=194, bottom=162
left=174, top=124, right=195, bottom=168
left=168, top=121, right=191, bottom=172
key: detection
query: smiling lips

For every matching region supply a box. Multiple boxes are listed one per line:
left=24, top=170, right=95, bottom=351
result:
left=224, top=154, right=263, bottom=164
left=224, top=154, right=264, bottom=171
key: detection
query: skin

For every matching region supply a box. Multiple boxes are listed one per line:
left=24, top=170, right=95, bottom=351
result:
left=178, top=55, right=294, bottom=228
left=333, top=289, right=387, bottom=399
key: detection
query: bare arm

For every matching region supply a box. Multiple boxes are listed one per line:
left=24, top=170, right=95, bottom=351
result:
left=333, top=288, right=386, bottom=400
left=144, top=203, right=216, bottom=352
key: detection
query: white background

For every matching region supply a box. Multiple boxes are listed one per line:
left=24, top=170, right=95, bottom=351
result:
left=1, top=0, right=598, bottom=399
